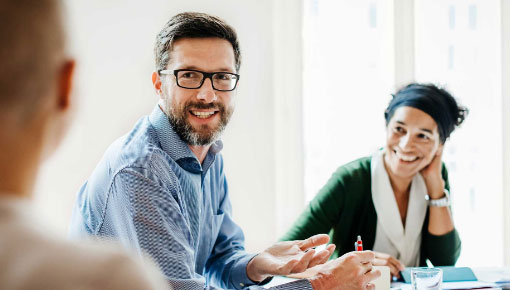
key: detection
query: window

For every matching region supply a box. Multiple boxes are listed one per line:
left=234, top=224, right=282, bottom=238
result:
left=303, top=0, right=394, bottom=202
left=415, top=0, right=503, bottom=266
left=303, top=0, right=506, bottom=266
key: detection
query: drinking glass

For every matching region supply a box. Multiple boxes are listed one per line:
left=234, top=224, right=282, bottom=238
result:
left=411, top=267, right=443, bottom=290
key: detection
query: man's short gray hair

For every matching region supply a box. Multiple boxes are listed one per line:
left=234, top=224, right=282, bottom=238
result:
left=154, top=12, right=241, bottom=73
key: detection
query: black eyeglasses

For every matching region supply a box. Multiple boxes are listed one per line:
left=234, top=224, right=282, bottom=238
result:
left=159, top=69, right=240, bottom=92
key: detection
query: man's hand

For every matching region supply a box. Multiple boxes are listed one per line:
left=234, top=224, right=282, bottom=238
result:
left=309, top=251, right=380, bottom=290
left=246, top=234, right=336, bottom=282
left=372, top=251, right=404, bottom=278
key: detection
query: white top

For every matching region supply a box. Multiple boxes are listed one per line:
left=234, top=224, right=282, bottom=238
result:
left=370, top=149, right=428, bottom=267
left=0, top=195, right=170, bottom=290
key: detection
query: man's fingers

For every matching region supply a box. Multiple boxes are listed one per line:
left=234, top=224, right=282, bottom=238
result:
left=366, top=283, right=376, bottom=290
left=298, top=234, right=329, bottom=250
left=360, top=261, right=373, bottom=274
left=374, top=251, right=390, bottom=259
left=353, top=250, right=376, bottom=264
left=279, top=259, right=300, bottom=274
left=373, top=257, right=401, bottom=277
left=307, top=248, right=333, bottom=268
left=374, top=251, right=404, bottom=272
left=302, top=243, right=335, bottom=268
left=364, top=268, right=381, bottom=284
left=289, top=249, right=315, bottom=273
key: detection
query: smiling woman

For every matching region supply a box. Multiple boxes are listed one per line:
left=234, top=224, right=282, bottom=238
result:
left=385, top=106, right=441, bottom=179
left=281, top=83, right=468, bottom=278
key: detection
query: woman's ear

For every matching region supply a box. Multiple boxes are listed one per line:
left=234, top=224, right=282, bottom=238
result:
left=435, top=144, right=444, bottom=157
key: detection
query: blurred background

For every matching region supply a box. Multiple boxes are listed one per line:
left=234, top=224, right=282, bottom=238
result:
left=34, top=0, right=510, bottom=267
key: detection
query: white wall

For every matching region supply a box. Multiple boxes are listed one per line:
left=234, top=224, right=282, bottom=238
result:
left=502, top=0, right=510, bottom=265
left=34, top=0, right=297, bottom=253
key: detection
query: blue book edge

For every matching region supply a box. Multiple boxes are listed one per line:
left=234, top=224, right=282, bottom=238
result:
left=400, top=267, right=478, bottom=283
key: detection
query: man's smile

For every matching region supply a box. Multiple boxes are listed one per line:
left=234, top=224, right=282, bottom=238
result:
left=190, top=110, right=219, bottom=119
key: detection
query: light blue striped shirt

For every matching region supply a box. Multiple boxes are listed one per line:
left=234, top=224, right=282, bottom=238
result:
left=69, top=105, right=311, bottom=290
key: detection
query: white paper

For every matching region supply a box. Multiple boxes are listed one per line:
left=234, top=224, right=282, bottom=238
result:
left=390, top=281, right=499, bottom=290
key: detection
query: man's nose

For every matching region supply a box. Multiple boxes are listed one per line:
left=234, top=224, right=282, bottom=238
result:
left=196, top=78, right=217, bottom=103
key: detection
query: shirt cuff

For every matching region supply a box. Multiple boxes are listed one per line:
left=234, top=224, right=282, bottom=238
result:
left=270, top=279, right=313, bottom=290
left=230, top=253, right=258, bottom=289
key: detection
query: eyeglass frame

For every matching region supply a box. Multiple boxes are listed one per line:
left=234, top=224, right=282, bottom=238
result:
left=158, top=69, right=240, bottom=92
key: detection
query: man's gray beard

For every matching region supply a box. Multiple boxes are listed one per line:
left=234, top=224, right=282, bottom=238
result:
left=165, top=99, right=233, bottom=146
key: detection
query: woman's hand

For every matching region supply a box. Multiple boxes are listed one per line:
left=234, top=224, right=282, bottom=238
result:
left=373, top=252, right=405, bottom=278
left=420, top=145, right=445, bottom=199
left=421, top=144, right=455, bottom=235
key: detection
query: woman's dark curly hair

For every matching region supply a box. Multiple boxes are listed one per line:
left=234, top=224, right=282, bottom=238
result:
left=384, top=83, right=469, bottom=143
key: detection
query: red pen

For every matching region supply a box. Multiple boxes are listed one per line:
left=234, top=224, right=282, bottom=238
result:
left=356, top=235, right=363, bottom=251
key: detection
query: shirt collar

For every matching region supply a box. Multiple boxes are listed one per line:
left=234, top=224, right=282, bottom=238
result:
left=148, top=105, right=223, bottom=174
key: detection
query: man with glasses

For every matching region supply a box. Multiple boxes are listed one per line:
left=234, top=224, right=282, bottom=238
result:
left=69, top=12, right=379, bottom=290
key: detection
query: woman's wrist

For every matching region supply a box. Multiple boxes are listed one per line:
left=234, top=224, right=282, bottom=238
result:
left=427, top=188, right=445, bottom=199
left=426, top=189, right=451, bottom=207
left=424, top=177, right=445, bottom=199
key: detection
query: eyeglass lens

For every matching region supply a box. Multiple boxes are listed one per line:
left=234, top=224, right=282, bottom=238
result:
left=176, top=70, right=238, bottom=91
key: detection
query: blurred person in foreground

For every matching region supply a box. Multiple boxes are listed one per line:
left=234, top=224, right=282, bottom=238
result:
left=69, top=11, right=380, bottom=290
left=0, top=0, right=170, bottom=289
left=282, top=83, right=467, bottom=278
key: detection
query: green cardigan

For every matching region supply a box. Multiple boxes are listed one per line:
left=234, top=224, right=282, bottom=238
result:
left=281, top=157, right=461, bottom=266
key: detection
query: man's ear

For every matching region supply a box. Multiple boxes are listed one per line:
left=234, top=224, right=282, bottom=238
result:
left=57, top=59, right=75, bottom=110
left=152, top=71, right=163, bottom=96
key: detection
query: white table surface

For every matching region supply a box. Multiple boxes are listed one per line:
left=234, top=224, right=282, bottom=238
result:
left=264, top=267, right=510, bottom=289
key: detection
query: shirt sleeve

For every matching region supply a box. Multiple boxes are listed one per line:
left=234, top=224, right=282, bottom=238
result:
left=98, top=169, right=202, bottom=281
left=256, top=280, right=313, bottom=290
left=422, top=228, right=461, bottom=266
left=203, top=173, right=259, bottom=289
left=167, top=279, right=312, bottom=290
left=95, top=169, right=313, bottom=290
